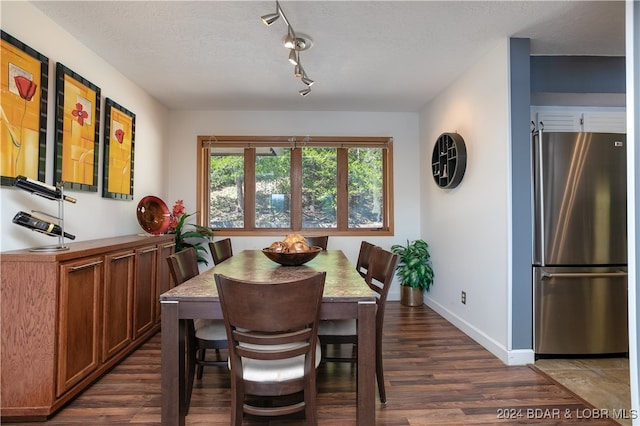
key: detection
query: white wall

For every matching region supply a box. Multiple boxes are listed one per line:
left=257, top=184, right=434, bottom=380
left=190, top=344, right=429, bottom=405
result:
left=166, top=110, right=421, bottom=300
left=419, top=40, right=513, bottom=363
left=0, top=2, right=169, bottom=252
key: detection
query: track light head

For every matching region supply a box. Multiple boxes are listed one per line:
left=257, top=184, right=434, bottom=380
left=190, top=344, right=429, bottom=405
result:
left=294, top=65, right=303, bottom=78
left=301, top=75, right=314, bottom=86
left=299, top=87, right=311, bottom=97
left=288, top=49, right=298, bottom=65
left=283, top=29, right=295, bottom=49
left=261, top=12, right=280, bottom=26
left=262, top=0, right=281, bottom=25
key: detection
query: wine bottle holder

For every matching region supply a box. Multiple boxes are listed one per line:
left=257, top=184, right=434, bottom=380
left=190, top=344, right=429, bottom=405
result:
left=13, top=180, right=73, bottom=252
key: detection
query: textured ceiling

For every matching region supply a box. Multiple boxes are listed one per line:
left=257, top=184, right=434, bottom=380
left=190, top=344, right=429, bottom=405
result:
left=30, top=1, right=625, bottom=112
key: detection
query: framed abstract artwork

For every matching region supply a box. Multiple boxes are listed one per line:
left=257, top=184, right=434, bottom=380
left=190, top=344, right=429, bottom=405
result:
left=0, top=30, right=48, bottom=186
left=102, top=98, right=135, bottom=200
left=54, top=63, right=100, bottom=192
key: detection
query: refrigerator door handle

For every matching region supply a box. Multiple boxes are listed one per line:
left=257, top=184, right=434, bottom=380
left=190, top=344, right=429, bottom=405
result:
left=541, top=271, right=628, bottom=279
left=532, top=130, right=546, bottom=265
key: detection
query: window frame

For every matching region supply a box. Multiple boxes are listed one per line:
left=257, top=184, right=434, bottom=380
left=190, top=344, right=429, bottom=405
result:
left=197, top=135, right=394, bottom=237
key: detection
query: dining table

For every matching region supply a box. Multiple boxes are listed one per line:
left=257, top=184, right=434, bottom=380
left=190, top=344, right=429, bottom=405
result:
left=160, top=249, right=377, bottom=426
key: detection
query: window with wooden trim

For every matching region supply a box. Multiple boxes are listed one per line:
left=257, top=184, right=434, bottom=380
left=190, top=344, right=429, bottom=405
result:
left=196, top=136, right=394, bottom=236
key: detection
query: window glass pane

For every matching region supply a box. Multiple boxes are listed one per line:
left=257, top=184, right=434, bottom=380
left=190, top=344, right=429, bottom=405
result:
left=200, top=136, right=392, bottom=234
left=348, top=148, right=383, bottom=228
left=209, top=147, right=244, bottom=228
left=302, top=147, right=337, bottom=228
left=255, top=147, right=291, bottom=228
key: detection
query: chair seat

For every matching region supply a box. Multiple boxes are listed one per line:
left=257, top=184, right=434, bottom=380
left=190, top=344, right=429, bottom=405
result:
left=234, top=342, right=322, bottom=383
left=194, top=319, right=227, bottom=340
left=318, top=319, right=356, bottom=335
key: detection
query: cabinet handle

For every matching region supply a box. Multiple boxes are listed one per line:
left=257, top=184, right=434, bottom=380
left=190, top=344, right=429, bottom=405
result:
left=112, top=252, right=135, bottom=260
left=140, top=247, right=158, bottom=254
left=162, top=243, right=176, bottom=249
left=70, top=260, right=103, bottom=271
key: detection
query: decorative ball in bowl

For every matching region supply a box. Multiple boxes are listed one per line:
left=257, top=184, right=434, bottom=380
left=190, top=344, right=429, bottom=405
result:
left=261, top=246, right=322, bottom=266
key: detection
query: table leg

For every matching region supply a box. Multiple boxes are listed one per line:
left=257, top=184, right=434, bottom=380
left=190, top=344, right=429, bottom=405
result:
left=357, top=301, right=376, bottom=426
left=161, top=301, right=185, bottom=426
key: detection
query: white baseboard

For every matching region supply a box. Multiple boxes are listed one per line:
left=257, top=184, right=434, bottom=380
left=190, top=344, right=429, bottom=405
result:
left=424, top=297, right=535, bottom=366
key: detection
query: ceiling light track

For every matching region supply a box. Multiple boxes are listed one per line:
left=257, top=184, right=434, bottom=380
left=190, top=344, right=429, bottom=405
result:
left=261, top=0, right=315, bottom=96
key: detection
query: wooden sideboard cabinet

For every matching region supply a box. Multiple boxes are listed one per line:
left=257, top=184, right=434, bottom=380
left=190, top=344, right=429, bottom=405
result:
left=0, top=234, right=175, bottom=421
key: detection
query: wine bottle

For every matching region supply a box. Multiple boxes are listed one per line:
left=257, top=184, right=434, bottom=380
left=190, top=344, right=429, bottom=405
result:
left=12, top=211, right=76, bottom=240
left=14, top=175, right=77, bottom=203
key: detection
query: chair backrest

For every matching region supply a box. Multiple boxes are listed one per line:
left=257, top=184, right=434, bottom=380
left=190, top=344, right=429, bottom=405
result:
left=166, top=247, right=200, bottom=285
left=356, top=241, right=377, bottom=278
left=209, top=238, right=233, bottom=265
left=365, top=246, right=399, bottom=332
left=215, top=271, right=326, bottom=371
left=305, top=236, right=328, bottom=250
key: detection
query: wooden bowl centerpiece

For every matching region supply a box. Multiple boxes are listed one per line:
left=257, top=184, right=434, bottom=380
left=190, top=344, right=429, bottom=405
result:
left=261, top=246, right=321, bottom=266
left=262, top=233, right=322, bottom=266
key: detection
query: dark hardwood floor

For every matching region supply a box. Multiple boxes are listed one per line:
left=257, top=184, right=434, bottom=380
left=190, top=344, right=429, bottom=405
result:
left=8, top=303, right=617, bottom=425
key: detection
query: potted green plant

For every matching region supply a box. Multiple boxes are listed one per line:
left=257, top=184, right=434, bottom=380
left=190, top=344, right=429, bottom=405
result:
left=168, top=200, right=214, bottom=265
left=391, top=239, right=434, bottom=306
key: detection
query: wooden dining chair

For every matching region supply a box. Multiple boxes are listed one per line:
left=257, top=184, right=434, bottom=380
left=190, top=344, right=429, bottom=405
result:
left=209, top=238, right=233, bottom=265
left=214, top=272, right=326, bottom=426
left=318, top=246, right=398, bottom=403
left=355, top=240, right=377, bottom=277
left=305, top=235, right=329, bottom=250
left=166, top=247, right=227, bottom=414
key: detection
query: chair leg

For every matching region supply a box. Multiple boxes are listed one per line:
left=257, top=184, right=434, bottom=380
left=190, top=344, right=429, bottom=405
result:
left=375, top=332, right=386, bottom=403
left=230, top=378, right=244, bottom=426
left=184, top=320, right=196, bottom=415
left=304, top=374, right=318, bottom=426
left=196, top=348, right=206, bottom=379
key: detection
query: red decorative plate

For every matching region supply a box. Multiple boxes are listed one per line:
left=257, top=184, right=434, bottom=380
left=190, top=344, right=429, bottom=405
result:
left=136, top=195, right=170, bottom=235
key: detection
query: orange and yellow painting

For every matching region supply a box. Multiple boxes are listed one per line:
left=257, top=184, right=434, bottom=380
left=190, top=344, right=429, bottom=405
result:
left=106, top=105, right=133, bottom=194
left=0, top=37, right=43, bottom=180
left=61, top=74, right=97, bottom=185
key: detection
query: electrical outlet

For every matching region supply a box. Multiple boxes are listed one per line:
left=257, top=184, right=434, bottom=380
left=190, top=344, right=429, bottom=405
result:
left=461, top=291, right=466, bottom=304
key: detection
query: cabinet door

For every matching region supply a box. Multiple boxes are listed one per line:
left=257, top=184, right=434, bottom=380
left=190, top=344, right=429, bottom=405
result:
left=133, top=245, right=158, bottom=339
left=102, top=250, right=135, bottom=361
left=532, top=107, right=627, bottom=133
left=582, top=111, right=626, bottom=133
left=533, top=110, right=582, bottom=132
left=57, top=256, right=103, bottom=397
left=155, top=241, right=176, bottom=323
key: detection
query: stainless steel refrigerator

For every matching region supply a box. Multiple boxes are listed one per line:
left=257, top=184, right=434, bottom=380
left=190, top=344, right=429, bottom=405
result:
left=532, top=130, right=628, bottom=355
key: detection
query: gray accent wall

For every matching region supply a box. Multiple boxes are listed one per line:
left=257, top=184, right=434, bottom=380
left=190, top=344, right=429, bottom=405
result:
left=531, top=56, right=625, bottom=94
left=509, top=38, right=533, bottom=350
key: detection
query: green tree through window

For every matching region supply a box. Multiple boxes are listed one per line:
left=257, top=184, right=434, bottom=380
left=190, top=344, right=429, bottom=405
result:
left=197, top=136, right=394, bottom=236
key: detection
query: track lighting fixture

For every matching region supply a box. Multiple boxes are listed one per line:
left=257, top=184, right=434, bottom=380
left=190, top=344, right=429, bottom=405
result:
left=260, top=0, right=315, bottom=96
